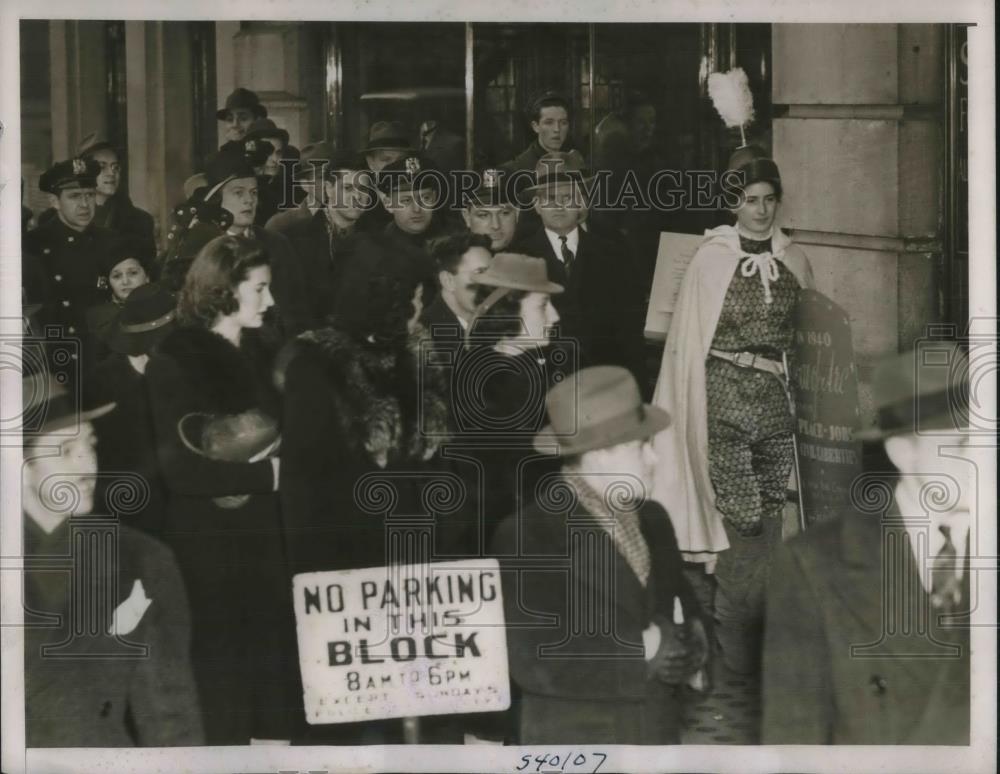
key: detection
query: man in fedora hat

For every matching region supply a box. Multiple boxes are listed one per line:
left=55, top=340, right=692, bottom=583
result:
left=21, top=372, right=203, bottom=746
left=762, top=342, right=974, bottom=744
left=362, top=120, right=415, bottom=173
left=513, top=151, right=648, bottom=393
left=283, top=148, right=374, bottom=322
left=491, top=365, right=708, bottom=744
left=462, top=168, right=520, bottom=253
left=265, top=139, right=338, bottom=233
left=202, top=142, right=311, bottom=335
left=70, top=133, right=156, bottom=260
left=243, top=118, right=299, bottom=225
left=217, top=87, right=268, bottom=143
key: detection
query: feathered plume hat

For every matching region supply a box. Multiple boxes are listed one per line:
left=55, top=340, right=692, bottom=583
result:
left=708, top=67, right=780, bottom=189
left=707, top=67, right=755, bottom=148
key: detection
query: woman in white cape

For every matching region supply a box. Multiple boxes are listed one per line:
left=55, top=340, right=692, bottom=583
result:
left=650, top=146, right=814, bottom=673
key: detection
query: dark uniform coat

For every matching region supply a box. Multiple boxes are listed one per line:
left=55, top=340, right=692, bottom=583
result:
left=23, top=218, right=112, bottom=342
left=762, top=507, right=970, bottom=745
left=283, top=210, right=358, bottom=326
left=491, top=496, right=702, bottom=744
left=24, top=515, right=204, bottom=747
left=145, top=323, right=298, bottom=744
left=513, top=226, right=648, bottom=393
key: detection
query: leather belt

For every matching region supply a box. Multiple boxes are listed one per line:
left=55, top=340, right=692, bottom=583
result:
left=708, top=348, right=786, bottom=377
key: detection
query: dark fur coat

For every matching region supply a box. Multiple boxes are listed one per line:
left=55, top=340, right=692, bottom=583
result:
left=278, top=322, right=452, bottom=575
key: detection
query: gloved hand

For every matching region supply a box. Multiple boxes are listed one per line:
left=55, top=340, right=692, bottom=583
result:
left=647, top=616, right=709, bottom=685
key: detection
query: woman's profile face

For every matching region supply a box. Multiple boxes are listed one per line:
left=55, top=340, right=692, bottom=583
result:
left=232, top=265, right=274, bottom=329
left=734, top=181, right=779, bottom=239
left=513, top=291, right=560, bottom=346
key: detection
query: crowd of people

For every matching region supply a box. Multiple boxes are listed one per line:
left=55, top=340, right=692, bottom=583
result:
left=20, top=86, right=972, bottom=749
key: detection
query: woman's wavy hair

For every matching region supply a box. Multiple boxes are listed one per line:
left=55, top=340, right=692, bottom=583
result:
left=468, top=285, right=530, bottom=348
left=177, top=235, right=270, bottom=328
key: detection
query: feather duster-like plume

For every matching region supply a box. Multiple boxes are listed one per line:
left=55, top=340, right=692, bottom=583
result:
left=708, top=67, right=755, bottom=147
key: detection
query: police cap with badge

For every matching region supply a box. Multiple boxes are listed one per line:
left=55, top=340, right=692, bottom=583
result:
left=376, top=154, right=441, bottom=198
left=39, top=157, right=100, bottom=195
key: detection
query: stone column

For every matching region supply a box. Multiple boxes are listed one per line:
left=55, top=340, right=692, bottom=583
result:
left=48, top=21, right=106, bottom=162
left=219, top=22, right=314, bottom=149
left=125, top=22, right=195, bottom=248
left=771, top=24, right=946, bottom=422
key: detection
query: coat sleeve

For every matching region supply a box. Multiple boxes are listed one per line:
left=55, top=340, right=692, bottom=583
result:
left=145, top=353, right=276, bottom=497
left=127, top=537, right=206, bottom=745
left=761, top=539, right=834, bottom=744
left=264, top=230, right=313, bottom=334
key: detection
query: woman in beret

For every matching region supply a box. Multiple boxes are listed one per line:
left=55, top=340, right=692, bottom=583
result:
left=650, top=146, right=816, bottom=677
left=145, top=235, right=296, bottom=744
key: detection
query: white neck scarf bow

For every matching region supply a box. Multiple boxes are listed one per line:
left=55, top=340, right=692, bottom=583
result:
left=740, top=251, right=781, bottom=304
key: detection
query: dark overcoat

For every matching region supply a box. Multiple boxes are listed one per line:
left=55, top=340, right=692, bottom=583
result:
left=24, top=515, right=204, bottom=747
left=762, top=507, right=970, bottom=744
left=490, top=495, right=702, bottom=743
left=145, top=323, right=298, bottom=744
left=513, top=226, right=648, bottom=392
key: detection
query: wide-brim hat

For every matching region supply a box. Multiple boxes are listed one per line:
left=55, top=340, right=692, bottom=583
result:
left=244, top=118, right=290, bottom=147
left=522, top=150, right=595, bottom=195
left=855, top=342, right=970, bottom=441
left=216, top=87, right=268, bottom=121
left=39, top=157, right=100, bottom=195
left=533, top=365, right=670, bottom=455
left=362, top=121, right=416, bottom=154
left=108, top=282, right=177, bottom=356
left=21, top=372, right=115, bottom=438
left=476, top=252, right=564, bottom=295
left=204, top=145, right=257, bottom=199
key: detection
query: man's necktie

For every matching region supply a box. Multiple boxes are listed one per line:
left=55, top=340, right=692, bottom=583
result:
left=559, top=235, right=575, bottom=274
left=931, top=524, right=962, bottom=612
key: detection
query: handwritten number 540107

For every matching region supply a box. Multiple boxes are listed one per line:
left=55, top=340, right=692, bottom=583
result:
left=515, top=751, right=607, bottom=773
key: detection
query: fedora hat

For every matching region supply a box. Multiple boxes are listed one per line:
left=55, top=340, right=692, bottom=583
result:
left=362, top=121, right=415, bottom=154
left=216, top=88, right=268, bottom=121
left=856, top=342, right=970, bottom=441
left=108, top=283, right=177, bottom=357
left=522, top=150, right=594, bottom=195
left=534, top=366, right=670, bottom=455
left=476, top=253, right=564, bottom=294
left=77, top=132, right=119, bottom=159
left=203, top=144, right=257, bottom=200
left=21, top=372, right=115, bottom=438
left=244, top=118, right=289, bottom=148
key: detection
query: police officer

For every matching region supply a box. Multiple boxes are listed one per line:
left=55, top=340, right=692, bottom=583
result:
left=462, top=168, right=521, bottom=253
left=24, top=157, right=114, bottom=376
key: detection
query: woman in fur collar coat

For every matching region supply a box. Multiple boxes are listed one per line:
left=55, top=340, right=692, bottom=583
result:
left=145, top=236, right=297, bottom=744
left=278, top=244, right=451, bottom=743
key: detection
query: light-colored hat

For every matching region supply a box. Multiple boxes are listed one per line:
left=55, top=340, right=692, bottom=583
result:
left=533, top=366, right=670, bottom=455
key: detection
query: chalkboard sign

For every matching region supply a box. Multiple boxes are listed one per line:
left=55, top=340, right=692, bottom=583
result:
left=792, top=289, right=862, bottom=526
